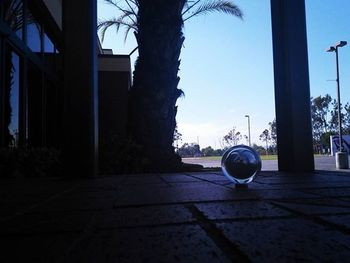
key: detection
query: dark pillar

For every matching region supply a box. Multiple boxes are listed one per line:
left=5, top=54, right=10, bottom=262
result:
left=63, top=0, right=98, bottom=177
left=270, top=0, right=314, bottom=172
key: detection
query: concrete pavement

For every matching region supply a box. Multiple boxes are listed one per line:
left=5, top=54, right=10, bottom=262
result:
left=1, top=170, right=350, bottom=262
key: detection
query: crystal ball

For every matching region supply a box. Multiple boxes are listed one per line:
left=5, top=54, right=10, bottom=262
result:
left=221, top=145, right=261, bottom=184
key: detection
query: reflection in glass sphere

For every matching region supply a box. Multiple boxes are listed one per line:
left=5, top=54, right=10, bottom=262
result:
left=221, top=145, right=261, bottom=184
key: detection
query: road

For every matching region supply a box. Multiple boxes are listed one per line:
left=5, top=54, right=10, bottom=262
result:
left=182, top=155, right=341, bottom=171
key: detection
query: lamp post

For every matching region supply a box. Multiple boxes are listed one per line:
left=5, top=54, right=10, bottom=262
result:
left=326, top=41, right=349, bottom=169
left=245, top=115, right=251, bottom=147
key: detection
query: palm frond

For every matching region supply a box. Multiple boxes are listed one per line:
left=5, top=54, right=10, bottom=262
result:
left=124, top=0, right=138, bottom=16
left=98, top=18, right=120, bottom=42
left=98, top=17, right=137, bottom=42
left=103, top=0, right=137, bottom=25
left=182, top=0, right=201, bottom=16
left=124, top=26, right=133, bottom=43
left=118, top=9, right=137, bottom=23
left=99, top=0, right=139, bottom=42
left=103, top=0, right=120, bottom=10
left=127, top=0, right=139, bottom=7
left=183, top=0, right=243, bottom=22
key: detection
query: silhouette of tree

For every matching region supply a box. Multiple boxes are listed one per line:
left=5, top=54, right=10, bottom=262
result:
left=223, top=127, right=242, bottom=147
left=98, top=0, right=243, bottom=43
left=330, top=99, right=345, bottom=133
left=268, top=118, right=277, bottom=147
left=98, top=0, right=243, bottom=171
left=310, top=95, right=332, bottom=143
left=173, top=124, right=183, bottom=151
left=177, top=143, right=201, bottom=158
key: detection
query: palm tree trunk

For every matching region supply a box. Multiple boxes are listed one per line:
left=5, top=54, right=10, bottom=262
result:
left=128, top=0, right=186, bottom=171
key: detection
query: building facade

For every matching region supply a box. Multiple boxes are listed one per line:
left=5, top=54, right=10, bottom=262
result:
left=0, top=0, right=63, bottom=149
left=0, top=0, right=131, bottom=177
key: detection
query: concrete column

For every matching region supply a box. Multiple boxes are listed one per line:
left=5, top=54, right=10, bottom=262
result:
left=270, top=0, right=314, bottom=172
left=62, top=0, right=98, bottom=177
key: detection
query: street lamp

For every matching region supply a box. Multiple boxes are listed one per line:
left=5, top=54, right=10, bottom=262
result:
left=326, top=40, right=349, bottom=169
left=245, top=115, right=251, bottom=147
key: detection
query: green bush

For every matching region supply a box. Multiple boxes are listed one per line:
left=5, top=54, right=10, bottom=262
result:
left=0, top=147, right=62, bottom=178
left=99, top=135, right=148, bottom=174
left=0, top=148, right=17, bottom=177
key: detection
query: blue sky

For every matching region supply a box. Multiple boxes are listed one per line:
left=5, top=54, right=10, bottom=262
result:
left=98, top=0, right=350, bottom=149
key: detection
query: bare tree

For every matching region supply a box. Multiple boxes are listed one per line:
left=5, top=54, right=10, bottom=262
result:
left=223, top=127, right=242, bottom=147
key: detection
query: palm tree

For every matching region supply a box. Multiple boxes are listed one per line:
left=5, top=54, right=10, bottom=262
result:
left=99, top=0, right=243, bottom=172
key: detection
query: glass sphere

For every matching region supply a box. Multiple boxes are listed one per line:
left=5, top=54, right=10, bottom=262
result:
left=221, top=145, right=261, bottom=184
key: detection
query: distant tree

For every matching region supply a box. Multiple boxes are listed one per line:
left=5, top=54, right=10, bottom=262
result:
left=201, top=146, right=215, bottom=157
left=320, top=131, right=334, bottom=154
left=268, top=119, right=277, bottom=154
left=213, top=148, right=225, bottom=156
left=243, top=134, right=249, bottom=145
left=329, top=99, right=344, bottom=133
left=177, top=143, right=201, bottom=158
left=173, top=125, right=182, bottom=151
left=223, top=127, right=242, bottom=147
left=259, top=129, right=270, bottom=155
left=343, top=102, right=350, bottom=134
left=252, top=143, right=266, bottom=156
left=268, top=119, right=277, bottom=147
left=311, top=95, right=332, bottom=143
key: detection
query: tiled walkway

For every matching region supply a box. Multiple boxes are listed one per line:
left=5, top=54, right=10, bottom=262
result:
left=1, top=171, right=350, bottom=262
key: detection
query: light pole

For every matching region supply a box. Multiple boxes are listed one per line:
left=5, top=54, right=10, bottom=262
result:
left=245, top=115, right=251, bottom=147
left=326, top=40, right=348, bottom=169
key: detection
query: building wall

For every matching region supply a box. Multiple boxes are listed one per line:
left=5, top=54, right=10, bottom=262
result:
left=98, top=55, right=131, bottom=145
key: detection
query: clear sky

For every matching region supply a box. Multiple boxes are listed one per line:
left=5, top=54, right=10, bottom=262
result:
left=98, top=0, right=350, bottom=149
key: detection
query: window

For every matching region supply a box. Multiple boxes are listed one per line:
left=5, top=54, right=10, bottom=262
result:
left=26, top=10, right=41, bottom=53
left=27, top=63, right=43, bottom=146
left=3, top=47, right=21, bottom=147
left=44, top=33, right=54, bottom=53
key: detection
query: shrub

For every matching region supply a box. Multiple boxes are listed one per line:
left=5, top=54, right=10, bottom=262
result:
left=99, top=135, right=146, bottom=174
left=0, top=147, right=62, bottom=178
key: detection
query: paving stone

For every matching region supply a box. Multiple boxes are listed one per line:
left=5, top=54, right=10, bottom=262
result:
left=120, top=175, right=167, bottom=185
left=0, top=180, right=77, bottom=195
left=234, top=188, right=317, bottom=200
left=0, top=211, right=93, bottom=235
left=196, top=201, right=292, bottom=220
left=31, top=191, right=117, bottom=212
left=272, top=198, right=350, bottom=215
left=160, top=174, right=202, bottom=183
left=0, top=197, right=49, bottom=217
left=340, top=197, right=350, bottom=203
left=2, top=171, right=350, bottom=261
left=187, top=173, right=229, bottom=182
left=217, top=218, right=350, bottom=262
left=301, top=188, right=350, bottom=198
left=94, top=204, right=194, bottom=228
left=0, top=233, right=79, bottom=262
left=320, top=214, right=350, bottom=230
left=114, top=183, right=260, bottom=206
left=73, top=177, right=124, bottom=192
left=252, top=181, right=350, bottom=190
left=67, top=225, right=231, bottom=263
left=254, top=176, right=326, bottom=185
